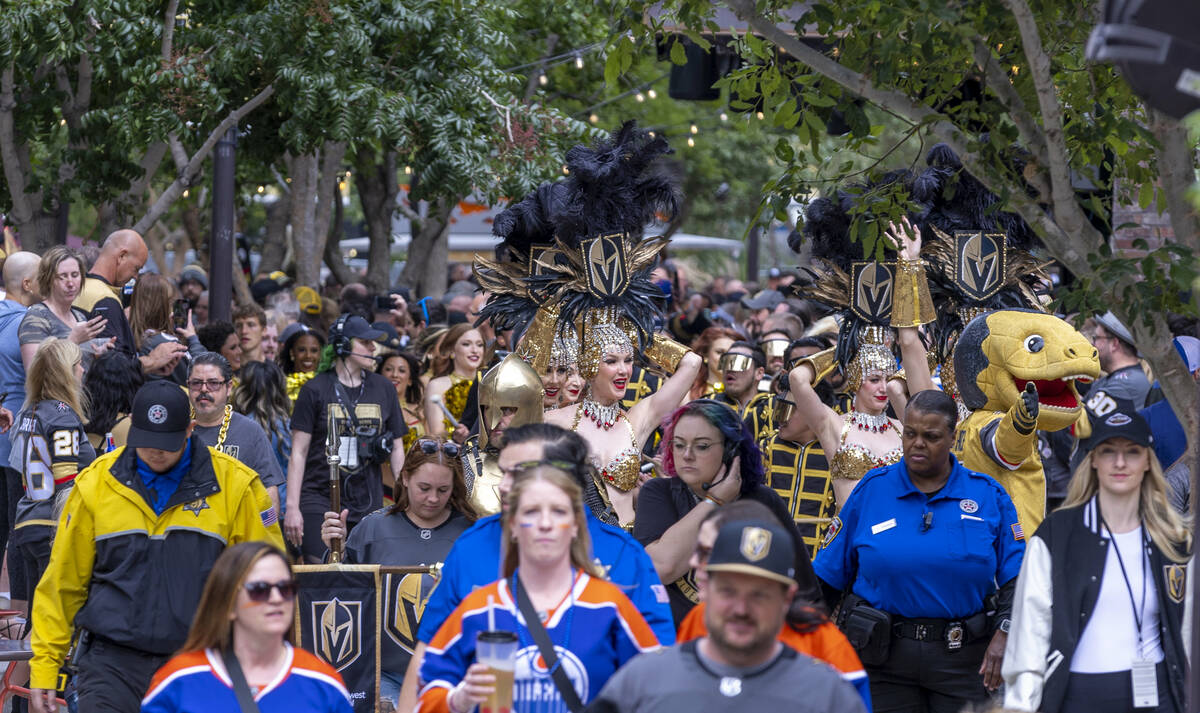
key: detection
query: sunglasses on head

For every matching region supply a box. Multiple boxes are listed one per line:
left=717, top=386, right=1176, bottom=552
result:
left=418, top=439, right=460, bottom=457
left=244, top=579, right=297, bottom=602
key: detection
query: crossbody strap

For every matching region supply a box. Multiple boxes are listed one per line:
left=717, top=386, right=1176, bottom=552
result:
left=514, top=578, right=584, bottom=713
left=220, top=648, right=263, bottom=713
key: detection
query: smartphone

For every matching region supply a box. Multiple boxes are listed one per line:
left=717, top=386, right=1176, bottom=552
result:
left=172, top=299, right=189, bottom=330
left=374, top=295, right=393, bottom=311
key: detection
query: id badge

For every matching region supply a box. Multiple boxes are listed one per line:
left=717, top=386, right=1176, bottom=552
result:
left=1130, top=658, right=1158, bottom=709
left=338, top=436, right=359, bottom=469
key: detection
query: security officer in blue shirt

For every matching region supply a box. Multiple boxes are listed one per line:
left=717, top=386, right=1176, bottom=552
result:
left=815, top=390, right=1025, bottom=713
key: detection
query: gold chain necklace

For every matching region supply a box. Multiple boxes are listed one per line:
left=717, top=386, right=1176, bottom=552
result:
left=214, top=404, right=233, bottom=450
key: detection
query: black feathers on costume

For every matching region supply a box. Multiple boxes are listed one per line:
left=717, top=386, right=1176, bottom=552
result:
left=913, top=143, right=1037, bottom=252
left=913, top=143, right=1047, bottom=364
left=476, top=121, right=679, bottom=348
left=554, top=121, right=681, bottom=245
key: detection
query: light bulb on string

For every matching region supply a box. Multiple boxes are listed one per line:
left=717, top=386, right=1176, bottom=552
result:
left=404, top=166, right=412, bottom=175
left=635, top=92, right=645, bottom=102
left=720, top=112, right=728, bottom=121
left=756, top=111, right=764, bottom=120
left=539, top=73, right=548, bottom=86
left=589, top=113, right=599, bottom=123
left=690, top=124, right=698, bottom=134
left=647, top=89, right=657, bottom=99
left=575, top=54, right=584, bottom=69
left=687, top=137, right=695, bottom=147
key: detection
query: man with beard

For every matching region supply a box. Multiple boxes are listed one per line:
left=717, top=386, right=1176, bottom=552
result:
left=187, top=352, right=285, bottom=514
left=586, top=519, right=865, bottom=713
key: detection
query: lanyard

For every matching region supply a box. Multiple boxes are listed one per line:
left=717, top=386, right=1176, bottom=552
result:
left=1098, top=513, right=1149, bottom=655
left=510, top=568, right=577, bottom=670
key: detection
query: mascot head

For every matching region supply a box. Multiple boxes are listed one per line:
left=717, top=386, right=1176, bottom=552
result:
left=954, top=309, right=1100, bottom=431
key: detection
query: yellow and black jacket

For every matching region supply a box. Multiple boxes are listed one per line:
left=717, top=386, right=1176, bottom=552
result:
left=707, top=390, right=776, bottom=444
left=30, top=441, right=284, bottom=688
left=760, top=434, right=835, bottom=560
left=621, top=366, right=661, bottom=410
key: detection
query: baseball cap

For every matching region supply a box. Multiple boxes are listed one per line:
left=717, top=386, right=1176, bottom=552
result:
left=1094, top=312, right=1138, bottom=353
left=373, top=321, right=403, bottom=351
left=127, top=380, right=193, bottom=451
left=331, top=314, right=385, bottom=343
left=706, top=520, right=796, bottom=587
left=741, top=289, right=784, bottom=312
left=1087, top=398, right=1154, bottom=449
left=1173, top=336, right=1200, bottom=373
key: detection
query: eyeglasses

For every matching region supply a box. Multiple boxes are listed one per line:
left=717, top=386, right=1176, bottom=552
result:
left=418, top=439, right=460, bottom=457
left=187, top=379, right=229, bottom=391
left=671, top=440, right=717, bottom=459
left=243, top=579, right=297, bottom=602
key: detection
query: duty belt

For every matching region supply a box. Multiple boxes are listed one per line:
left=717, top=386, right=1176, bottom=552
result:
left=891, top=612, right=987, bottom=650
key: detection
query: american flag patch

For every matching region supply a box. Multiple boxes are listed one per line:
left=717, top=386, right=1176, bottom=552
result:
left=261, top=508, right=278, bottom=527
left=1012, top=523, right=1024, bottom=541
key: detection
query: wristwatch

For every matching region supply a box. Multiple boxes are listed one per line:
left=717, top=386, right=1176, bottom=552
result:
left=997, top=618, right=1012, bottom=634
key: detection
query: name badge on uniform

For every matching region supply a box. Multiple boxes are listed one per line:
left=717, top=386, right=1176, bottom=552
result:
left=1131, top=658, right=1158, bottom=708
left=871, top=518, right=897, bottom=535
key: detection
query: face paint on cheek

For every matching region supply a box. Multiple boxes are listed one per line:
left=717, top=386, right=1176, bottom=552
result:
left=239, top=600, right=267, bottom=609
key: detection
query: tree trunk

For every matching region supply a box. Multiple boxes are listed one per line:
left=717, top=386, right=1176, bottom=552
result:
left=398, top=197, right=454, bottom=299
left=323, top=179, right=357, bottom=287
left=291, top=141, right=346, bottom=289
left=181, top=199, right=207, bottom=266
left=354, top=148, right=398, bottom=292
left=18, top=210, right=61, bottom=254
left=258, top=190, right=291, bottom=274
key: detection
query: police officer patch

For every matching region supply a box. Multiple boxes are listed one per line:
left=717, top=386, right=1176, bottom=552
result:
left=148, top=404, right=168, bottom=424
left=823, top=516, right=842, bottom=547
left=959, top=499, right=979, bottom=514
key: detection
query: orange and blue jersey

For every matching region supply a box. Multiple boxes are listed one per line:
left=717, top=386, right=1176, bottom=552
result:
left=677, top=602, right=872, bottom=711
left=141, top=645, right=353, bottom=713
left=418, top=572, right=660, bottom=713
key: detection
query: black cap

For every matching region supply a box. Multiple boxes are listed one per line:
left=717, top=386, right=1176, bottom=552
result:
left=706, top=520, right=796, bottom=587
left=127, top=380, right=192, bottom=451
left=1087, top=398, right=1153, bottom=449
left=331, top=315, right=385, bottom=344
left=372, top=321, right=403, bottom=351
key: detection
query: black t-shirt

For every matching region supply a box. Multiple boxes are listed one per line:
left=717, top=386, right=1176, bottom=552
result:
left=633, top=476, right=817, bottom=626
left=290, top=370, right=407, bottom=518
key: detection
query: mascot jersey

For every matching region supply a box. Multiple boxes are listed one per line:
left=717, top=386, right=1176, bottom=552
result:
left=951, top=310, right=1099, bottom=535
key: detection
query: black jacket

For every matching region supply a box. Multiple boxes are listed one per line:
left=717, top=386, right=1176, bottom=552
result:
left=1002, top=496, right=1189, bottom=713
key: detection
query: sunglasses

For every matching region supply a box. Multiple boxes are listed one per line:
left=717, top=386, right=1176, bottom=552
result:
left=761, top=339, right=789, bottom=359
left=244, top=580, right=297, bottom=602
left=774, top=398, right=796, bottom=423
left=501, top=458, right=575, bottom=479
left=418, top=439, right=460, bottom=457
left=719, top=353, right=755, bottom=373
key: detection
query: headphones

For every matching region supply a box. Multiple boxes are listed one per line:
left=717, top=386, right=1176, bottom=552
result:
left=330, top=314, right=353, bottom=358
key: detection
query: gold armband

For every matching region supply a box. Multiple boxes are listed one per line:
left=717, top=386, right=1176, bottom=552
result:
left=888, top=368, right=907, bottom=386
left=890, top=259, right=936, bottom=328
left=793, top=347, right=838, bottom=386
left=515, top=303, right=560, bottom=375
left=643, top=333, right=691, bottom=373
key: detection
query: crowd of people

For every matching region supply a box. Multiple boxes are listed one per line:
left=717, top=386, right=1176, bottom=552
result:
left=0, top=122, right=1195, bottom=713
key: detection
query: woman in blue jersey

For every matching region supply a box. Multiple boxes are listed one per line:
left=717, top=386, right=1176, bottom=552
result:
left=142, top=542, right=353, bottom=713
left=420, top=464, right=660, bottom=713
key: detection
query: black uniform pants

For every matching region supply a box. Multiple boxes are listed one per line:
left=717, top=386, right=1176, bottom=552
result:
left=1060, top=663, right=1177, bottom=713
left=867, top=635, right=992, bottom=713
left=74, top=638, right=168, bottom=713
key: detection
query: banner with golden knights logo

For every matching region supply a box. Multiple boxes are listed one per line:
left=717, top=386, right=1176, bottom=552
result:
left=295, top=565, right=380, bottom=713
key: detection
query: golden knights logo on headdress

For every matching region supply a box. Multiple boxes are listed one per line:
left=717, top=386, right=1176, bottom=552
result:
left=311, top=598, right=362, bottom=671
left=953, top=231, right=1007, bottom=301
left=849, top=262, right=894, bottom=323
left=739, top=526, right=772, bottom=562
left=583, top=234, right=628, bottom=299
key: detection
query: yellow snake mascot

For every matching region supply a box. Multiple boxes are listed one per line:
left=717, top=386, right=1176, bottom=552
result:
left=951, top=309, right=1099, bottom=536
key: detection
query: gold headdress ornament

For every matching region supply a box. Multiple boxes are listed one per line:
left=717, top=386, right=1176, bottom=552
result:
left=549, top=328, right=581, bottom=371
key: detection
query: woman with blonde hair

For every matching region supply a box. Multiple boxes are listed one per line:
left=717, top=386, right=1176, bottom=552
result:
left=9, top=337, right=95, bottom=616
left=423, top=323, right=485, bottom=441
left=18, top=246, right=107, bottom=369
left=142, top=542, right=352, bottom=712
left=420, top=464, right=660, bottom=713
left=1003, top=401, right=1191, bottom=713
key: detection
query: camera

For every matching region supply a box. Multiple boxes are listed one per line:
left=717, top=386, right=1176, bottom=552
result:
left=354, top=424, right=394, bottom=466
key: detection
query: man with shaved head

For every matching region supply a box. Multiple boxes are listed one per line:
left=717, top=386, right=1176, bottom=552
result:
left=0, top=251, right=39, bottom=613
left=75, top=229, right=185, bottom=372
